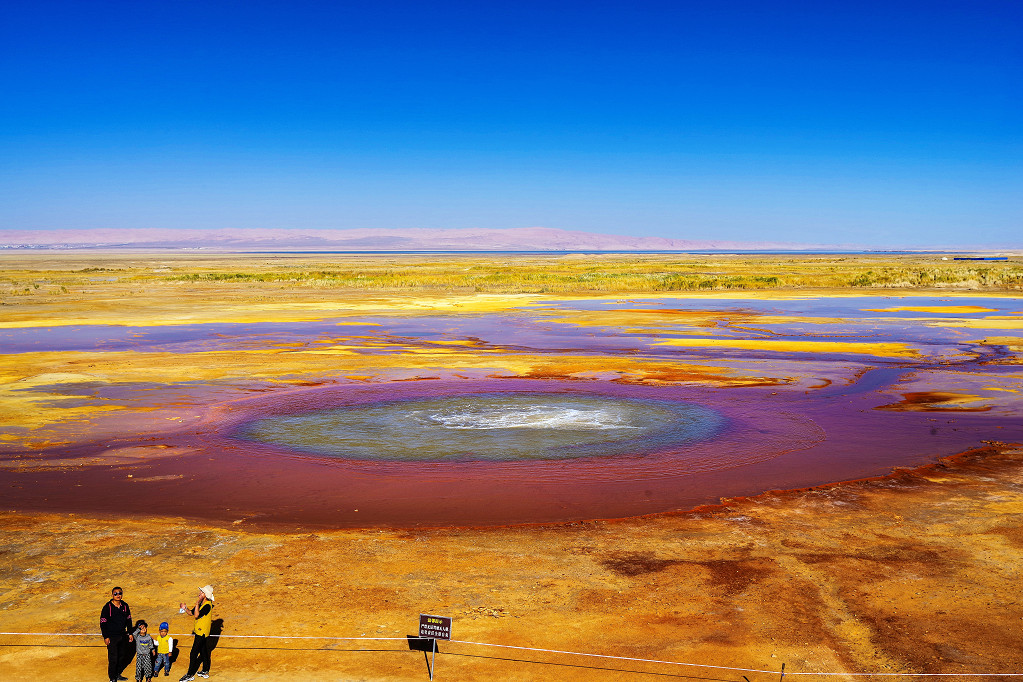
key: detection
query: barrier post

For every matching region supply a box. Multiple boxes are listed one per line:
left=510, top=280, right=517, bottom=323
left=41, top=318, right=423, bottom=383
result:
left=418, top=614, right=452, bottom=680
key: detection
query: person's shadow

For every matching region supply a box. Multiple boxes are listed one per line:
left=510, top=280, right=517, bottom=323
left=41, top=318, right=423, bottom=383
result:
left=209, top=619, right=224, bottom=657
left=170, top=638, right=181, bottom=666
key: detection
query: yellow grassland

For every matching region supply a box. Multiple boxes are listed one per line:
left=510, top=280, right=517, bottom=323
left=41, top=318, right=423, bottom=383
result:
left=1, top=252, right=1022, bottom=305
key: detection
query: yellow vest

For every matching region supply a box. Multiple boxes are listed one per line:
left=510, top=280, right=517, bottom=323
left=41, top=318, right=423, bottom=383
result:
left=154, top=633, right=173, bottom=654
left=193, top=600, right=214, bottom=637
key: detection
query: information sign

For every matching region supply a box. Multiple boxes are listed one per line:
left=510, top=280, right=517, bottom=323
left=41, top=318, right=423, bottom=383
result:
left=419, top=613, right=452, bottom=640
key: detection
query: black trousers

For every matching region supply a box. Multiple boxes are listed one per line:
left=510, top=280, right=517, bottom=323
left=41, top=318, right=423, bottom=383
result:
left=186, top=634, right=211, bottom=676
left=106, top=635, right=134, bottom=680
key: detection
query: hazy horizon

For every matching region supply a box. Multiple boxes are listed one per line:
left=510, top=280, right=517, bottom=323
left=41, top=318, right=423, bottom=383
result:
left=2, top=225, right=1019, bottom=253
left=1, top=1, right=1020, bottom=249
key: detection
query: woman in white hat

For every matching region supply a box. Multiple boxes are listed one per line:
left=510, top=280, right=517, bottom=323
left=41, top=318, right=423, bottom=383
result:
left=177, top=585, right=215, bottom=681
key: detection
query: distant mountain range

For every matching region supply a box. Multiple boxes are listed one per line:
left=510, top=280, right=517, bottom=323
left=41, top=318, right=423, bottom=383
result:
left=0, top=227, right=818, bottom=252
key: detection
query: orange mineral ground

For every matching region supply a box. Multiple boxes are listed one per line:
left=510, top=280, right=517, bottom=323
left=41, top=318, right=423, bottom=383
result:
left=1, top=252, right=1022, bottom=680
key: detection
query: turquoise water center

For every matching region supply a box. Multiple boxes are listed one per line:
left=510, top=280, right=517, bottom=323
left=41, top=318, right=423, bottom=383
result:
left=236, top=392, right=725, bottom=461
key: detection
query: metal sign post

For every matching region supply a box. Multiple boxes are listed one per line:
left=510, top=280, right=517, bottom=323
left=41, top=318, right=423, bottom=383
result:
left=418, top=614, right=452, bottom=680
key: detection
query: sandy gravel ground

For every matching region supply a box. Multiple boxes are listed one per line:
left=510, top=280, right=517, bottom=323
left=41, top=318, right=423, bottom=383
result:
left=3, top=445, right=1023, bottom=682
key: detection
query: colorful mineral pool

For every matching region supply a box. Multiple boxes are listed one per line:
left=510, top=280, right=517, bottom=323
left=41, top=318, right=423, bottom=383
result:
left=235, top=393, right=725, bottom=461
left=1, top=290, right=1021, bottom=527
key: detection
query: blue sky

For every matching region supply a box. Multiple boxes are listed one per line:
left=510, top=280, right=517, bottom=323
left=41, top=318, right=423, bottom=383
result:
left=1, top=0, right=1020, bottom=247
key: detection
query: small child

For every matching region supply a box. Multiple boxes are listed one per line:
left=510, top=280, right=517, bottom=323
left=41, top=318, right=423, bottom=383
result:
left=132, top=620, right=157, bottom=682
left=153, top=621, right=174, bottom=677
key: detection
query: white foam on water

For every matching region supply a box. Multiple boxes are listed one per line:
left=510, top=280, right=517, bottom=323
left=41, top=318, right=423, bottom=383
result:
left=238, top=392, right=725, bottom=461
left=425, top=406, right=639, bottom=430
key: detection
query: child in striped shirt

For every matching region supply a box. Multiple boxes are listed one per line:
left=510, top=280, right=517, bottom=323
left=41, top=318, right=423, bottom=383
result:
left=132, top=620, right=157, bottom=682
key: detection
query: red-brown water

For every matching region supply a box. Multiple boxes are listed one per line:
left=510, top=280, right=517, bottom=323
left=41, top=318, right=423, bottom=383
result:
left=5, top=375, right=1020, bottom=528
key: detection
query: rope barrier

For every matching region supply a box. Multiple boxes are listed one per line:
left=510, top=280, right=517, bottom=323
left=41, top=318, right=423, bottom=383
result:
left=2, top=632, right=1022, bottom=676
left=451, top=641, right=1023, bottom=677
left=0, top=632, right=407, bottom=641
left=448, top=638, right=776, bottom=674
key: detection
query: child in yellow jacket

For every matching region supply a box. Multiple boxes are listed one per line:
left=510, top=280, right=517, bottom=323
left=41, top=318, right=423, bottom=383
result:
left=153, top=622, right=174, bottom=677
